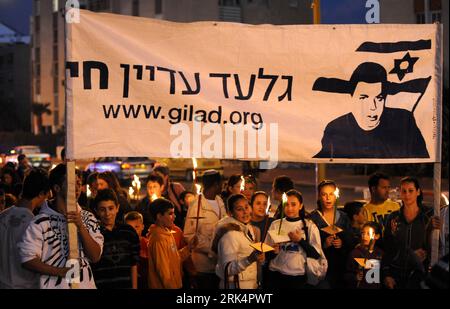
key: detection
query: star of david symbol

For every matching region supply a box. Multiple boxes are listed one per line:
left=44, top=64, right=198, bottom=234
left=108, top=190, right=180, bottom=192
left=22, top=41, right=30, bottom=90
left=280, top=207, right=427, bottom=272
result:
left=389, top=52, right=419, bottom=81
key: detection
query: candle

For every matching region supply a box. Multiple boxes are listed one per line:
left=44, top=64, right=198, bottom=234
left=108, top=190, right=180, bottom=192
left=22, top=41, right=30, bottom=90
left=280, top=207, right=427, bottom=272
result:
left=267, top=197, right=274, bottom=218
left=261, top=196, right=272, bottom=250
left=132, top=174, right=141, bottom=200
left=195, top=183, right=202, bottom=234
left=240, top=175, right=245, bottom=193
left=128, top=186, right=134, bottom=199
left=278, top=193, right=287, bottom=235
left=368, top=227, right=375, bottom=253
left=192, top=158, right=198, bottom=191
left=86, top=184, right=91, bottom=198
left=332, top=187, right=340, bottom=229
left=150, top=193, right=158, bottom=202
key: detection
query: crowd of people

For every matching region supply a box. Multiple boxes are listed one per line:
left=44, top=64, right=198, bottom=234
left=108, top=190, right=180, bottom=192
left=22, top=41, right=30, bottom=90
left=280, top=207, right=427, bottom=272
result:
left=0, top=157, right=448, bottom=289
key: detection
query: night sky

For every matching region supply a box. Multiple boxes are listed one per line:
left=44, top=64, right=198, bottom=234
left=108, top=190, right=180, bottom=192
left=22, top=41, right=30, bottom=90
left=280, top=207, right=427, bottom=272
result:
left=0, top=0, right=32, bottom=35
left=321, top=0, right=371, bottom=24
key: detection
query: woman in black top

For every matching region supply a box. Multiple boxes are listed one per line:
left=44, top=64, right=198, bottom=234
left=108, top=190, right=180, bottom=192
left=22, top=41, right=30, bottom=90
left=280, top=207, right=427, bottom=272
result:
left=383, top=176, right=440, bottom=289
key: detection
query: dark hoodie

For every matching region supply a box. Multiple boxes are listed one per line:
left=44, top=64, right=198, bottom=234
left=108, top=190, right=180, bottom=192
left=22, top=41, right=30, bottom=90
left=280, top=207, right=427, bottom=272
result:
left=382, top=205, right=434, bottom=289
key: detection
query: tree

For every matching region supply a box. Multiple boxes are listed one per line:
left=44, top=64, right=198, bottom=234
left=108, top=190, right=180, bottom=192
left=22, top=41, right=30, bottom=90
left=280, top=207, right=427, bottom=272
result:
left=31, top=102, right=52, bottom=134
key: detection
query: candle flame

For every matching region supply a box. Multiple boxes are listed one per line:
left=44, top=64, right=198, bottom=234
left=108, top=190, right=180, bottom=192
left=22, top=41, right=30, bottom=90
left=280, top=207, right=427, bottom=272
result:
left=282, top=192, right=288, bottom=204
left=195, top=184, right=202, bottom=195
left=369, top=227, right=375, bottom=240
left=192, top=158, right=198, bottom=183
left=87, top=184, right=91, bottom=198
left=334, top=187, right=340, bottom=199
left=128, top=186, right=134, bottom=197
left=265, top=196, right=271, bottom=215
left=150, top=193, right=158, bottom=202
left=240, top=176, right=245, bottom=192
left=132, top=174, right=141, bottom=190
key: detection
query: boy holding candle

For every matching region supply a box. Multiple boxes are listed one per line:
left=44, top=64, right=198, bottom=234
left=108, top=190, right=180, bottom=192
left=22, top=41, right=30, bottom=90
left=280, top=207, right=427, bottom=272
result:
left=136, top=173, right=165, bottom=235
left=147, top=198, right=197, bottom=288
left=345, top=222, right=383, bottom=289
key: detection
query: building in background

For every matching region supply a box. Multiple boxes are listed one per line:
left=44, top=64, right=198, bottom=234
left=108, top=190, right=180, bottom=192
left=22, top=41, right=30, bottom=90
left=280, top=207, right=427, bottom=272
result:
left=380, top=0, right=448, bottom=88
left=30, top=0, right=448, bottom=134
left=0, top=22, right=30, bottom=132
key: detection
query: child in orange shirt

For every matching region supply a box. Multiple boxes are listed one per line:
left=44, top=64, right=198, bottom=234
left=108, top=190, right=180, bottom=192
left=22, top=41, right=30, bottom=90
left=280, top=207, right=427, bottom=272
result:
left=147, top=199, right=197, bottom=289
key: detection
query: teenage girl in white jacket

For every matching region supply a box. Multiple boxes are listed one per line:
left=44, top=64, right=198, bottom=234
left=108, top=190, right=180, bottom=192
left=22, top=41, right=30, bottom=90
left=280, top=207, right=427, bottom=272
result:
left=212, top=194, right=264, bottom=289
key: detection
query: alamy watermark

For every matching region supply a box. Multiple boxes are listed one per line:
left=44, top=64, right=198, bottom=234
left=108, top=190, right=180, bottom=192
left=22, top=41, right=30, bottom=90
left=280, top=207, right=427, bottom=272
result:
left=65, top=0, right=80, bottom=24
left=364, top=259, right=381, bottom=284
left=170, top=122, right=279, bottom=169
left=65, top=258, right=80, bottom=284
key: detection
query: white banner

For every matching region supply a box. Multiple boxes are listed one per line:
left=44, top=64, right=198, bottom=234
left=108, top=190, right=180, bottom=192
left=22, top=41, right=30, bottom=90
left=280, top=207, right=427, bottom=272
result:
left=66, top=10, right=442, bottom=164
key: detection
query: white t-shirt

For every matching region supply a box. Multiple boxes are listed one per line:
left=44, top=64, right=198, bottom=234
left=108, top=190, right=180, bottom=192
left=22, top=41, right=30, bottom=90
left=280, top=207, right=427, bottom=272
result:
left=0, top=206, right=39, bottom=288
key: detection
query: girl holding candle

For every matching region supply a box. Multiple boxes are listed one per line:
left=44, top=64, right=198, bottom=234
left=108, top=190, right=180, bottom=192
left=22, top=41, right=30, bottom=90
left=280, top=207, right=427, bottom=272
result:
left=344, top=222, right=383, bottom=289
left=383, top=176, right=441, bottom=289
left=309, top=180, right=353, bottom=288
left=264, top=189, right=326, bottom=289
left=212, top=194, right=264, bottom=289
left=271, top=176, right=294, bottom=219
left=250, top=191, right=275, bottom=288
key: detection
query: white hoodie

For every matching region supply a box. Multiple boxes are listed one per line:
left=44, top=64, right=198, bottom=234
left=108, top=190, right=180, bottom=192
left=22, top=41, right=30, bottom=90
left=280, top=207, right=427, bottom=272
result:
left=18, top=202, right=104, bottom=289
left=214, top=217, right=259, bottom=289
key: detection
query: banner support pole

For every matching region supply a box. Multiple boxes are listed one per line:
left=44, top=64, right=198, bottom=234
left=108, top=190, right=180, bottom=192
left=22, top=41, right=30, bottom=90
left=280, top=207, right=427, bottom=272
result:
left=64, top=7, right=80, bottom=289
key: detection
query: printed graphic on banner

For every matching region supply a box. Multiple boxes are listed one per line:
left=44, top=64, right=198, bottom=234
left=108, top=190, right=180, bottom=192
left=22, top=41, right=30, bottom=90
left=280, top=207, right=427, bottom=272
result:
left=65, top=10, right=441, bottom=163
left=313, top=40, right=432, bottom=159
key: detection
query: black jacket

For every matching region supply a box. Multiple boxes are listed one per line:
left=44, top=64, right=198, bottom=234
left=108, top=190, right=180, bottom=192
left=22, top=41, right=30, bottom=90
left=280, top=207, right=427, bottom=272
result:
left=382, top=205, right=434, bottom=288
